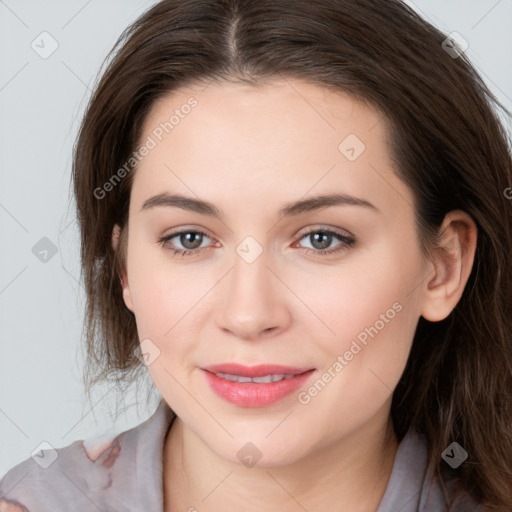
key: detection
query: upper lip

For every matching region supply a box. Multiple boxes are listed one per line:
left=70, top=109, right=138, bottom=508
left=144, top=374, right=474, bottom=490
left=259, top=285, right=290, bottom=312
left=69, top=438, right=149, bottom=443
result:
left=202, top=363, right=314, bottom=377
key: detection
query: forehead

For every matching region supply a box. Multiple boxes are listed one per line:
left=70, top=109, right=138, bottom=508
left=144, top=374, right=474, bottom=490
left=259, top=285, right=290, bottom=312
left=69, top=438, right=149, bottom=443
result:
left=130, top=79, right=411, bottom=221
left=141, top=79, right=385, bottom=152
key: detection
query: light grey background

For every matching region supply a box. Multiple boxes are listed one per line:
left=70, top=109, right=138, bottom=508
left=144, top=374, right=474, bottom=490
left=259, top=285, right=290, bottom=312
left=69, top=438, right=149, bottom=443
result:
left=1, top=0, right=511, bottom=477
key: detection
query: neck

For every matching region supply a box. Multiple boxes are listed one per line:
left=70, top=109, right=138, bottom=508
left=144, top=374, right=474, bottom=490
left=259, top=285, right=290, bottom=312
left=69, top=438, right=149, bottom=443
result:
left=163, top=406, right=398, bottom=512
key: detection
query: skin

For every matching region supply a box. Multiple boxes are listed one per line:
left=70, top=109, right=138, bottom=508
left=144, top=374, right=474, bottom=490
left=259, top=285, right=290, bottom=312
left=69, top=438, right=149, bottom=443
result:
left=112, top=79, right=477, bottom=511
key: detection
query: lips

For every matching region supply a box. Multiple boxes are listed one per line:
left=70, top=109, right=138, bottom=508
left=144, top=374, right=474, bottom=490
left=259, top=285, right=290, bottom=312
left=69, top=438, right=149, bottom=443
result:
left=200, top=363, right=316, bottom=407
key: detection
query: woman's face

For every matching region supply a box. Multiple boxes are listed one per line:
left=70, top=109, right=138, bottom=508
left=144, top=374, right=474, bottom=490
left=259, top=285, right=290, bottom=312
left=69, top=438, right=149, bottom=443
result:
left=118, top=79, right=432, bottom=465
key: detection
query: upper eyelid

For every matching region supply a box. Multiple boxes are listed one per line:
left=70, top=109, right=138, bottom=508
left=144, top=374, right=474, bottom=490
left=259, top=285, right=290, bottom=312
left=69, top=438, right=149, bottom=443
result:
left=164, top=226, right=352, bottom=241
left=165, top=223, right=353, bottom=237
left=296, top=225, right=354, bottom=239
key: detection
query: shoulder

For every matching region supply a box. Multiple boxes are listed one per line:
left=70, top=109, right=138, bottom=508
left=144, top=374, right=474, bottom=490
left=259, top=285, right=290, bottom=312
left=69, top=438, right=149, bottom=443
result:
left=377, top=429, right=484, bottom=512
left=0, top=399, right=175, bottom=512
left=0, top=436, right=118, bottom=511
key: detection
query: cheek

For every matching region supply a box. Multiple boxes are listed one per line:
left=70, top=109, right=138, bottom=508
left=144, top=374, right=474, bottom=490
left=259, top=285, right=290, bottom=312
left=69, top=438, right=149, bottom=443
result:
left=125, top=241, right=219, bottom=396
left=292, top=240, right=423, bottom=390
left=126, top=234, right=201, bottom=336
left=127, top=254, right=210, bottom=410
left=309, top=290, right=411, bottom=398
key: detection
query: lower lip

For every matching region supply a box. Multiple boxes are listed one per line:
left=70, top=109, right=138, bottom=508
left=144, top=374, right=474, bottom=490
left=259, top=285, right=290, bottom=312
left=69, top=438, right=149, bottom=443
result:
left=201, top=369, right=315, bottom=407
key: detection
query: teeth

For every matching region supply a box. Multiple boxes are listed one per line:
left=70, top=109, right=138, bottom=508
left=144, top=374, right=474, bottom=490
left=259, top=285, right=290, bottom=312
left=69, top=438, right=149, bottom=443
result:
left=215, top=372, right=296, bottom=383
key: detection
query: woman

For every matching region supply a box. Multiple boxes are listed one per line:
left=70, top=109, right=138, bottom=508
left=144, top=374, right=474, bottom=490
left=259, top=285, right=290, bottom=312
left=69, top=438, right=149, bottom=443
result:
left=1, top=0, right=511, bottom=510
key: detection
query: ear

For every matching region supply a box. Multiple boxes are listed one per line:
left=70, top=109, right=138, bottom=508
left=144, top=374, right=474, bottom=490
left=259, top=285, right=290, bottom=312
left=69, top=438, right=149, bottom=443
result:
left=112, top=223, right=134, bottom=312
left=420, top=210, right=477, bottom=322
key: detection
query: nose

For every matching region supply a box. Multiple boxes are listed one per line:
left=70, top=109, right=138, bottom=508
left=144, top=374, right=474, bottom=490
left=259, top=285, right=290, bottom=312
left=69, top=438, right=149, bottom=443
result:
left=214, top=246, right=291, bottom=341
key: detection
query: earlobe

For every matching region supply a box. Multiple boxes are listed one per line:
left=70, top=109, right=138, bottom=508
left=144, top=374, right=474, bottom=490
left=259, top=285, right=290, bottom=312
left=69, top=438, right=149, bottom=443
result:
left=119, top=267, right=134, bottom=313
left=420, top=211, right=477, bottom=322
left=121, top=280, right=134, bottom=313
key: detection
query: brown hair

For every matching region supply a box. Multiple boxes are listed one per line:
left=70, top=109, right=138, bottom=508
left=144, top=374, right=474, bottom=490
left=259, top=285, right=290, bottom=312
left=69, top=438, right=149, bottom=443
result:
left=71, top=0, right=512, bottom=509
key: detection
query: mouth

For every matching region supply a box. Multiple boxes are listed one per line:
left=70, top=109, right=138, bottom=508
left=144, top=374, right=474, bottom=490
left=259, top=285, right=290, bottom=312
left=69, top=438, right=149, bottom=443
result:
left=201, top=363, right=314, bottom=378
left=211, top=372, right=299, bottom=383
left=200, top=363, right=316, bottom=407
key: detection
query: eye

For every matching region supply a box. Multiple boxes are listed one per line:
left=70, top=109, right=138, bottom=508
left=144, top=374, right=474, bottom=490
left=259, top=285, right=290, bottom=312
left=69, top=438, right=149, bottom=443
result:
left=158, top=229, right=215, bottom=257
left=158, top=227, right=356, bottom=258
left=294, top=228, right=356, bottom=257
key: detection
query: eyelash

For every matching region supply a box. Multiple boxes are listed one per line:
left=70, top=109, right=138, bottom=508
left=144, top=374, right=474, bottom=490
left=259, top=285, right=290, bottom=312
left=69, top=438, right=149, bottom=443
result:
left=157, top=227, right=356, bottom=258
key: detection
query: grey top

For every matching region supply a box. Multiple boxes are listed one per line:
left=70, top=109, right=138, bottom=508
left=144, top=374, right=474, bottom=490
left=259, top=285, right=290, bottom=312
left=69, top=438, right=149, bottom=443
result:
left=0, top=399, right=482, bottom=511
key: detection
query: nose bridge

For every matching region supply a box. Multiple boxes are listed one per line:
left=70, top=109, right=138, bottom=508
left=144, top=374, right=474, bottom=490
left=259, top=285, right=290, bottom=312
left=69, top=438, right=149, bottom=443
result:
left=227, top=229, right=271, bottom=287
left=229, top=237, right=273, bottom=310
left=215, top=235, right=289, bottom=338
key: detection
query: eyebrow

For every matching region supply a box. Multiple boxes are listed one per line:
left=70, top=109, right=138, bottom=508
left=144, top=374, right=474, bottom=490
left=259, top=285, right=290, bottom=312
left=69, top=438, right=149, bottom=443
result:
left=140, top=192, right=379, bottom=217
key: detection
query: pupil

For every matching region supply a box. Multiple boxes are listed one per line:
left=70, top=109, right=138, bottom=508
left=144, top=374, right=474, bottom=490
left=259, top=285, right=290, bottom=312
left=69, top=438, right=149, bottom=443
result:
left=182, top=232, right=202, bottom=249
left=312, top=232, right=331, bottom=249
